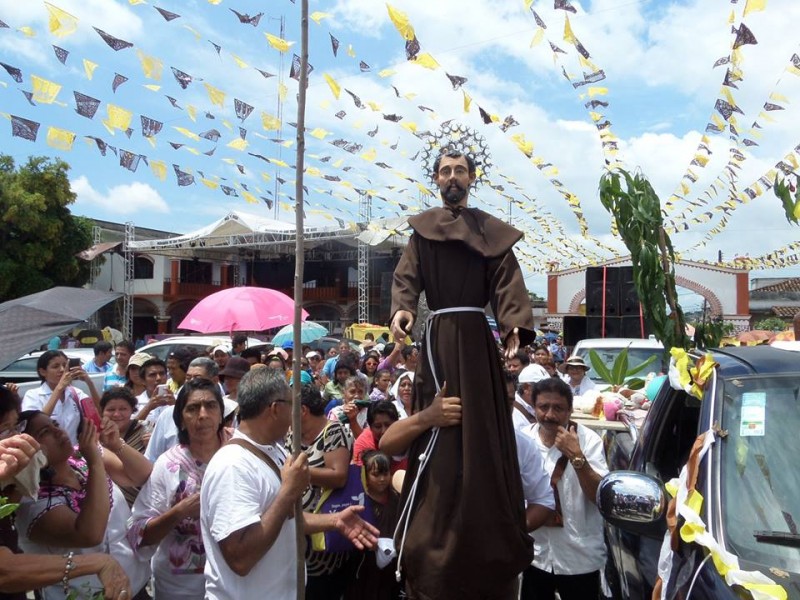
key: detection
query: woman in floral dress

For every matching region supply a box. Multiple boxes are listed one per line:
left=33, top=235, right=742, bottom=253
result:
left=128, top=378, right=228, bottom=598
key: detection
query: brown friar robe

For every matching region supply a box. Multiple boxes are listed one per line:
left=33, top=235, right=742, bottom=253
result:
left=391, top=205, right=535, bottom=600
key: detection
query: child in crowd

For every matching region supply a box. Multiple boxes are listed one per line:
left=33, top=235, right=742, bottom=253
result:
left=344, top=450, right=401, bottom=600
left=369, top=369, right=393, bottom=402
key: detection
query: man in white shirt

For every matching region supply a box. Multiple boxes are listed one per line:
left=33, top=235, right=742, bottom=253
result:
left=512, top=362, right=549, bottom=431
left=134, top=358, right=172, bottom=424
left=520, top=377, right=608, bottom=600
left=201, top=368, right=379, bottom=600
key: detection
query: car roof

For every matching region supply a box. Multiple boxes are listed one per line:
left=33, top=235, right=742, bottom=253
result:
left=574, top=337, right=664, bottom=349
left=143, top=336, right=261, bottom=347
left=707, top=345, right=800, bottom=378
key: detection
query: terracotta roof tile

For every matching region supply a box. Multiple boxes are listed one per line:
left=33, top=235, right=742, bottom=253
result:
left=771, top=306, right=800, bottom=318
left=755, top=278, right=800, bottom=293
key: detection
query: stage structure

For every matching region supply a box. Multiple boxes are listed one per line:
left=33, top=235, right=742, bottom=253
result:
left=121, top=210, right=410, bottom=335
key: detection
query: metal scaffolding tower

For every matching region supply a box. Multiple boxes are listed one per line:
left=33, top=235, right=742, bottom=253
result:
left=122, top=221, right=135, bottom=340
left=89, top=226, right=102, bottom=287
left=88, top=226, right=103, bottom=328
left=357, top=191, right=371, bottom=324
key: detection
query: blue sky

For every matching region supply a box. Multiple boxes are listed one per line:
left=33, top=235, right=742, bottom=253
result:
left=1, top=0, right=800, bottom=306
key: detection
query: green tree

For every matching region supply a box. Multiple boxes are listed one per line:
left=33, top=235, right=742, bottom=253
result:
left=0, top=154, right=92, bottom=301
left=599, top=169, right=691, bottom=351
left=754, top=317, right=788, bottom=332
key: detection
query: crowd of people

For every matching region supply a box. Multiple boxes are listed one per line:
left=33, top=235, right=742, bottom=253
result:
left=0, top=329, right=610, bottom=600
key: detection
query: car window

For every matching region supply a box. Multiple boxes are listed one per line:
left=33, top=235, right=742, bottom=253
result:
left=0, top=357, right=40, bottom=372
left=719, top=375, right=800, bottom=571
left=643, top=389, right=699, bottom=482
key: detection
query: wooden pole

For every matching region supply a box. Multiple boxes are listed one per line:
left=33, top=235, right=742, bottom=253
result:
left=292, top=0, right=310, bottom=598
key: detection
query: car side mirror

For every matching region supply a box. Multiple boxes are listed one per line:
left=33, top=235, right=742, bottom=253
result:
left=596, top=471, right=667, bottom=538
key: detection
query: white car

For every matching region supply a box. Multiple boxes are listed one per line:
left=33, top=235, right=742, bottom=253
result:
left=139, top=336, right=264, bottom=361
left=572, top=337, right=664, bottom=385
left=1, top=349, right=108, bottom=398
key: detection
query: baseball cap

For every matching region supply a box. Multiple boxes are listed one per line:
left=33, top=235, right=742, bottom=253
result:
left=518, top=363, right=549, bottom=384
left=127, top=352, right=152, bottom=368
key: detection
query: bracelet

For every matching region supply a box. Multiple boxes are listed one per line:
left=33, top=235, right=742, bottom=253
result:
left=62, top=551, right=75, bottom=594
left=113, top=440, right=127, bottom=455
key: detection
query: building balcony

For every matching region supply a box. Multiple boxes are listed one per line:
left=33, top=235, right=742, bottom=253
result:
left=278, top=283, right=383, bottom=305
left=163, top=279, right=229, bottom=298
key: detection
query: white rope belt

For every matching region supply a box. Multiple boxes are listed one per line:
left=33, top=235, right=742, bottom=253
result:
left=394, top=306, right=485, bottom=582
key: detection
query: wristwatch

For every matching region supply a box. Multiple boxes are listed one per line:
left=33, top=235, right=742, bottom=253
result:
left=570, top=454, right=587, bottom=469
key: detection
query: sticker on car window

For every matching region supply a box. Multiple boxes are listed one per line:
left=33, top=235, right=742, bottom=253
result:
left=740, top=392, right=766, bottom=437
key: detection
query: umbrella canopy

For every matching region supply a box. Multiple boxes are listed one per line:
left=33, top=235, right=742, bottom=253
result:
left=271, top=321, right=329, bottom=346
left=178, top=286, right=307, bottom=333
left=0, top=287, right=122, bottom=370
left=769, top=329, right=795, bottom=344
left=736, top=329, right=773, bottom=344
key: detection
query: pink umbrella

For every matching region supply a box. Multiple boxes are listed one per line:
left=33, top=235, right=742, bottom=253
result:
left=178, top=286, right=308, bottom=333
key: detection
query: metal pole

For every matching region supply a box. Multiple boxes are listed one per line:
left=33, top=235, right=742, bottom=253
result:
left=292, top=1, right=309, bottom=598
left=122, top=222, right=135, bottom=340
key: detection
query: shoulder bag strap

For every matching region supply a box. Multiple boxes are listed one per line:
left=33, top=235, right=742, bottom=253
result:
left=227, top=438, right=282, bottom=482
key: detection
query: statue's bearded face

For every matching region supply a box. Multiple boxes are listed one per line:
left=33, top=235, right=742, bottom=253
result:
left=434, top=155, right=475, bottom=205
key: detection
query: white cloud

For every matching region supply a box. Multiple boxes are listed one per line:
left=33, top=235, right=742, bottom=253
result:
left=1, top=0, right=144, bottom=46
left=71, top=176, right=170, bottom=215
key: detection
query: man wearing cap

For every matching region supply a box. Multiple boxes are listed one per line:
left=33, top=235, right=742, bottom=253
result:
left=212, top=346, right=231, bottom=371
left=220, top=357, right=251, bottom=402
left=513, top=363, right=549, bottom=431
left=560, top=356, right=597, bottom=399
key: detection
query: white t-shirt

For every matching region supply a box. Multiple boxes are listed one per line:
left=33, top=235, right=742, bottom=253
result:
left=523, top=422, right=608, bottom=575
left=136, top=389, right=169, bottom=425
left=512, top=394, right=536, bottom=431
left=514, top=429, right=555, bottom=510
left=21, top=383, right=86, bottom=445
left=201, top=430, right=297, bottom=600
left=143, top=405, right=179, bottom=463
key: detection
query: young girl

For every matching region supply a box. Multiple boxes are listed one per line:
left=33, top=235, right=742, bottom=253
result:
left=344, top=451, right=400, bottom=600
left=369, top=369, right=392, bottom=402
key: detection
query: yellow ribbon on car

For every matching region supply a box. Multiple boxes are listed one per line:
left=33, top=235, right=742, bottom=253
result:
left=668, top=348, right=717, bottom=400
left=658, top=430, right=787, bottom=600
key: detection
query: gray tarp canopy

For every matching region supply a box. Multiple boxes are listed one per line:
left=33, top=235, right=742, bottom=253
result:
left=0, top=287, right=122, bottom=369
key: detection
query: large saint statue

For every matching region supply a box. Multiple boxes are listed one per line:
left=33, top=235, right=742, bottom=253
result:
left=390, top=148, right=536, bottom=600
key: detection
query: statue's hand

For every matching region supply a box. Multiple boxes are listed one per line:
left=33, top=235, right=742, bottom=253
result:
left=505, top=327, right=520, bottom=361
left=391, top=311, right=415, bottom=342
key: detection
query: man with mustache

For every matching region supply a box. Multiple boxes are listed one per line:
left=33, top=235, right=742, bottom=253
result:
left=390, top=150, right=535, bottom=599
left=520, top=377, right=608, bottom=600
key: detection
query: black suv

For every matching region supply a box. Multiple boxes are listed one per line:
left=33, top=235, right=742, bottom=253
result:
left=597, top=346, right=800, bottom=599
